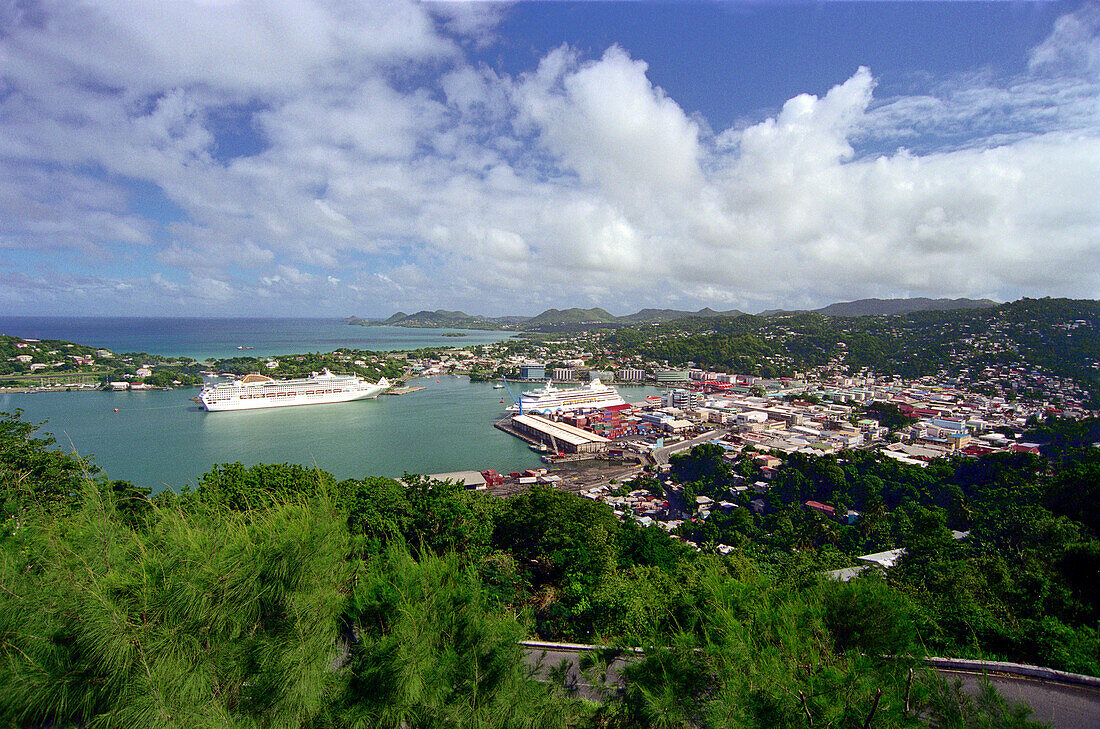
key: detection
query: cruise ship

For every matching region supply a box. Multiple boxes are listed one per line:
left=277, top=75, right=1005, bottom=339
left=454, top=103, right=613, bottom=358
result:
left=509, top=379, right=627, bottom=414
left=199, top=369, right=390, bottom=412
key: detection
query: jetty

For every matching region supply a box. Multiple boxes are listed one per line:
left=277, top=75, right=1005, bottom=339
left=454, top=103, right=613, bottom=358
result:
left=384, top=385, right=426, bottom=395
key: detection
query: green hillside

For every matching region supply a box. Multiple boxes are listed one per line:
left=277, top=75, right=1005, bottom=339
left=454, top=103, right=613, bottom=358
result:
left=3, top=410, right=1090, bottom=725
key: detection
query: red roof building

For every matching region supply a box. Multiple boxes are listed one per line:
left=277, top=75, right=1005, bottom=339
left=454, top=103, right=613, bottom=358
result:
left=805, top=500, right=836, bottom=517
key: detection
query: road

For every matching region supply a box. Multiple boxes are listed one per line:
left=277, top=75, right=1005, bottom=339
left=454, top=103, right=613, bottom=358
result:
left=939, top=669, right=1100, bottom=729
left=650, top=428, right=727, bottom=465
left=521, top=642, right=1100, bottom=729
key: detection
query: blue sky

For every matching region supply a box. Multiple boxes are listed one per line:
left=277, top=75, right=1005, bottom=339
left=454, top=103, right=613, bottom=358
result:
left=1, top=0, right=1097, bottom=317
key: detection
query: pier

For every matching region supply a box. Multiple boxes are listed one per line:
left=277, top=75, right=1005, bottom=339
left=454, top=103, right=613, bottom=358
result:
left=383, top=385, right=426, bottom=395
left=494, top=413, right=609, bottom=454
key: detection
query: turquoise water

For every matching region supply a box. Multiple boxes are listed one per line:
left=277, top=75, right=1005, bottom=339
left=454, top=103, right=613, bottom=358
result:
left=1, top=378, right=663, bottom=492
left=0, top=317, right=514, bottom=361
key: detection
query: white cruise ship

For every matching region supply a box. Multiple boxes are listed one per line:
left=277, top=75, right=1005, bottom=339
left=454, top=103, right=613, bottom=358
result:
left=199, top=369, right=390, bottom=412
left=509, top=379, right=627, bottom=414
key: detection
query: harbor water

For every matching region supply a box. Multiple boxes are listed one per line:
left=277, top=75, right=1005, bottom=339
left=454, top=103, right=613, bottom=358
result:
left=1, top=377, right=665, bottom=492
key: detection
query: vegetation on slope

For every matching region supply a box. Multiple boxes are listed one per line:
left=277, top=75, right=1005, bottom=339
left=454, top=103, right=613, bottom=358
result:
left=603, top=298, right=1099, bottom=403
left=0, top=410, right=1076, bottom=727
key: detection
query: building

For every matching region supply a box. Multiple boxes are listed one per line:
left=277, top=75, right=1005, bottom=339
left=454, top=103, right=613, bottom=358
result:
left=805, top=500, right=836, bottom=518
left=588, top=370, right=614, bottom=382
left=618, top=368, right=645, bottom=382
left=510, top=414, right=609, bottom=453
left=421, top=471, right=487, bottom=490
left=553, top=368, right=575, bottom=381
left=519, top=363, right=545, bottom=380
left=656, top=369, right=690, bottom=384
left=663, top=388, right=700, bottom=410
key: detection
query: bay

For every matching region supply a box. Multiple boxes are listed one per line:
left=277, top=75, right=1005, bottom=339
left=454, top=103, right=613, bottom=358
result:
left=1, top=378, right=664, bottom=492
left=0, top=316, right=514, bottom=361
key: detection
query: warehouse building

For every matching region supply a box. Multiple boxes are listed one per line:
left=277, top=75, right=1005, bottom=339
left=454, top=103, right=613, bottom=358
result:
left=510, top=414, right=610, bottom=453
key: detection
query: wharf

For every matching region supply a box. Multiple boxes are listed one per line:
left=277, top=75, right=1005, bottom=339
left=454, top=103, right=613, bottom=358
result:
left=494, top=416, right=539, bottom=446
left=496, top=414, right=610, bottom=454
left=384, top=386, right=426, bottom=395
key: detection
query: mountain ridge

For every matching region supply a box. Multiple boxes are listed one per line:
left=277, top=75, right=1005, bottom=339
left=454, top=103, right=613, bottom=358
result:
left=350, top=297, right=1003, bottom=330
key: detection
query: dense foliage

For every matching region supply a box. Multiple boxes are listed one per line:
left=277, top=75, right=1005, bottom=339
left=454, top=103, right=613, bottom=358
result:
left=209, top=348, right=404, bottom=383
left=668, top=435, right=1100, bottom=676
left=0, top=411, right=1070, bottom=727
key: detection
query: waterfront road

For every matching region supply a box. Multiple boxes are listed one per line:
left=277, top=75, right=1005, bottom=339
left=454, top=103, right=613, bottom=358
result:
left=521, top=642, right=1100, bottom=729
left=650, top=428, right=728, bottom=465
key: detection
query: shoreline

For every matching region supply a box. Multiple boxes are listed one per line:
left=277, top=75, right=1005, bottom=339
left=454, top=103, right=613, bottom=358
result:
left=0, top=385, right=201, bottom=395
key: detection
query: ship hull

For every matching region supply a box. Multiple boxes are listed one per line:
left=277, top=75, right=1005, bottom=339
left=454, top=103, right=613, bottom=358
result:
left=201, top=385, right=386, bottom=412
left=509, top=379, right=627, bottom=414
left=199, top=370, right=389, bottom=412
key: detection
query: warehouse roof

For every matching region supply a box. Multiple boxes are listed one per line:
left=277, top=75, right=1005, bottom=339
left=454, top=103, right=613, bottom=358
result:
left=512, top=414, right=610, bottom=447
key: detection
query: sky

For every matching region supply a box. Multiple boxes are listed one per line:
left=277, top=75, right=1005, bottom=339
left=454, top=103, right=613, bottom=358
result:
left=1, top=0, right=1098, bottom=318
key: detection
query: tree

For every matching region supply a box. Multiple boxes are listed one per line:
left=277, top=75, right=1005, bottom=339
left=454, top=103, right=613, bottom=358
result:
left=338, top=545, right=569, bottom=729
left=0, top=409, right=98, bottom=518
left=0, top=487, right=351, bottom=728
left=190, top=461, right=336, bottom=510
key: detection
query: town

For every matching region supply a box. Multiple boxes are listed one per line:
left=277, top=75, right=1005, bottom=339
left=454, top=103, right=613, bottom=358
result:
left=400, top=327, right=1096, bottom=566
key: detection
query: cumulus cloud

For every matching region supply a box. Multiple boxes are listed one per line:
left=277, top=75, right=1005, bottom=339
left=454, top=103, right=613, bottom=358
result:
left=0, top=1, right=1097, bottom=316
left=517, top=45, right=704, bottom=204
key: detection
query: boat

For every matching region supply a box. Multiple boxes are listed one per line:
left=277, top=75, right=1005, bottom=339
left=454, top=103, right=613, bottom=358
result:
left=508, top=378, right=627, bottom=415
left=198, top=369, right=390, bottom=412
left=493, top=384, right=504, bottom=389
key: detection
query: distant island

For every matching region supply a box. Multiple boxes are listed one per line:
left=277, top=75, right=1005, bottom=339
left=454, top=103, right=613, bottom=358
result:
left=346, top=297, right=998, bottom=332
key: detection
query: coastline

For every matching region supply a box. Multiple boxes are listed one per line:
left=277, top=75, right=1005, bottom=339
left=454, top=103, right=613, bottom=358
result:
left=0, top=385, right=200, bottom=395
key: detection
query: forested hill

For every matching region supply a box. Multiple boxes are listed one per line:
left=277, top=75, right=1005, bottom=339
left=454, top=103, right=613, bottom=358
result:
left=811, top=297, right=998, bottom=317
left=3, top=408, right=1095, bottom=726
left=349, top=297, right=998, bottom=331
left=604, top=298, right=1100, bottom=405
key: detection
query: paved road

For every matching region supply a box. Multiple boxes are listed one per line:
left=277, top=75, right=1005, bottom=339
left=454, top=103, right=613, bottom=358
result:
left=939, top=669, right=1100, bottom=729
left=651, top=428, right=727, bottom=465
left=522, top=643, right=1100, bottom=729
left=522, top=643, right=632, bottom=702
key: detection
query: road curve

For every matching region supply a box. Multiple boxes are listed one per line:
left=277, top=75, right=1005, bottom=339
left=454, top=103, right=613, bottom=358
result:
left=935, top=669, right=1099, bottom=729
left=650, top=428, right=726, bottom=465
left=521, top=642, right=1100, bottom=729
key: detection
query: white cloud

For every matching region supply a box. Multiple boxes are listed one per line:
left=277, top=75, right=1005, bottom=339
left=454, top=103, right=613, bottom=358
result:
left=516, top=45, right=704, bottom=205
left=1029, top=2, right=1100, bottom=77
left=0, top=2, right=1097, bottom=316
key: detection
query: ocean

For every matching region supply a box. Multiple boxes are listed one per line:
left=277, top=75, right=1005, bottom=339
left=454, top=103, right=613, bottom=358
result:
left=0, top=316, right=515, bottom=361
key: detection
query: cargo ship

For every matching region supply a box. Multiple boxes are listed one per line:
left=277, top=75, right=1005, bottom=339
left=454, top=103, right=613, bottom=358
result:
left=199, top=369, right=390, bottom=412
left=508, top=378, right=627, bottom=414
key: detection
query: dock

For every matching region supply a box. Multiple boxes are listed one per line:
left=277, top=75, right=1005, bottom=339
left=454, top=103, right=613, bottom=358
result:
left=495, top=414, right=609, bottom=454
left=384, top=386, right=426, bottom=395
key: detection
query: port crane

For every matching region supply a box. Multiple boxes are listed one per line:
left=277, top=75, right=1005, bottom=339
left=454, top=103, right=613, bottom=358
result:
left=499, top=376, right=522, bottom=415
